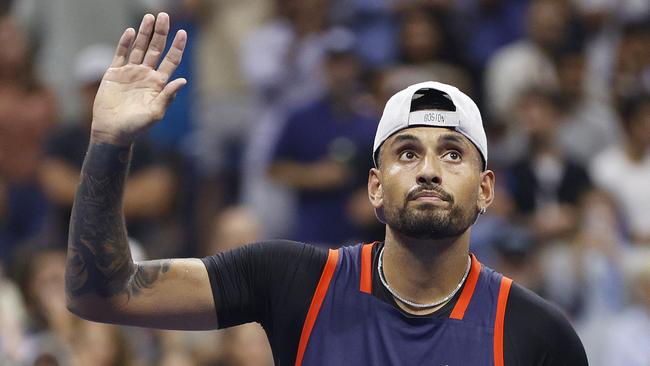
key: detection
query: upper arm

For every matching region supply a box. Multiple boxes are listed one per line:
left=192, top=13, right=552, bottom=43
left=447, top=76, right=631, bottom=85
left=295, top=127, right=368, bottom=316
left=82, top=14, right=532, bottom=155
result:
left=71, top=258, right=218, bottom=330
left=504, top=283, right=588, bottom=365
left=202, top=240, right=327, bottom=329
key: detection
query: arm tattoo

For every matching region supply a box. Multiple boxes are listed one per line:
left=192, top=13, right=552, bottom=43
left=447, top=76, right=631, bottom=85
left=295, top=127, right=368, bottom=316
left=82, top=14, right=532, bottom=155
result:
left=65, top=142, right=170, bottom=302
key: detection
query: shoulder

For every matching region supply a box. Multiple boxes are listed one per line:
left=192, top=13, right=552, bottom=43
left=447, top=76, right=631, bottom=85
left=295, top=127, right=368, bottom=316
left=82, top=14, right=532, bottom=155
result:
left=589, top=145, right=625, bottom=185
left=504, top=282, right=588, bottom=365
left=203, top=239, right=329, bottom=272
left=591, top=145, right=625, bottom=170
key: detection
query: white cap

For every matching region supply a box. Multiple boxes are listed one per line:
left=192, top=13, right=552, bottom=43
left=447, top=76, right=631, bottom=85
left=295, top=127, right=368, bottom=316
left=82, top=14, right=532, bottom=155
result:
left=74, top=44, right=114, bottom=85
left=373, top=81, right=487, bottom=170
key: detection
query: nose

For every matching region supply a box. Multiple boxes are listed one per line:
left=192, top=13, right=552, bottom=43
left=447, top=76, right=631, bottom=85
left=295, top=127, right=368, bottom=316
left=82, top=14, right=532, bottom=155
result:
left=416, top=153, right=441, bottom=185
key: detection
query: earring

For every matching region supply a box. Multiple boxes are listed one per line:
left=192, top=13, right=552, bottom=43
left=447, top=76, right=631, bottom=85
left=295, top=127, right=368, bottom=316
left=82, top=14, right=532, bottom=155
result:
left=478, top=207, right=487, bottom=215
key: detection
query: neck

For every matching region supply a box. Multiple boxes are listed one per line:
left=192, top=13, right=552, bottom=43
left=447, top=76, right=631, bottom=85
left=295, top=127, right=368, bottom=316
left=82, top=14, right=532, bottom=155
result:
left=381, top=226, right=471, bottom=312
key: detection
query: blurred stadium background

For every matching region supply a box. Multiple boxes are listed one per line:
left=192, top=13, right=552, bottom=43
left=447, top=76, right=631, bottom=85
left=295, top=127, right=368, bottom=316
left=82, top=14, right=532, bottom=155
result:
left=0, top=0, right=649, bottom=364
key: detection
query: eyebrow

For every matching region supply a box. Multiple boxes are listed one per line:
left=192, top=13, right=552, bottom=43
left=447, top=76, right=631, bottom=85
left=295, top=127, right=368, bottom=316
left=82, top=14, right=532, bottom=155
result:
left=438, top=133, right=468, bottom=147
left=392, top=133, right=421, bottom=145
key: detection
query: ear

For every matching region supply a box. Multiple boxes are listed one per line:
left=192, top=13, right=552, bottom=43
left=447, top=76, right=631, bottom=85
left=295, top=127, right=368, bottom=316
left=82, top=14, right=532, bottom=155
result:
left=368, top=168, right=383, bottom=210
left=478, top=169, right=495, bottom=211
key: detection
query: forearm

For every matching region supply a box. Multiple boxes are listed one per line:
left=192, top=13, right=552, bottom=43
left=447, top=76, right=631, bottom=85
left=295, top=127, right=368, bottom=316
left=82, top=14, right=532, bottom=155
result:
left=65, top=139, right=136, bottom=310
left=268, top=162, right=316, bottom=189
left=39, top=159, right=82, bottom=206
left=123, top=167, right=175, bottom=219
left=268, top=161, right=348, bottom=190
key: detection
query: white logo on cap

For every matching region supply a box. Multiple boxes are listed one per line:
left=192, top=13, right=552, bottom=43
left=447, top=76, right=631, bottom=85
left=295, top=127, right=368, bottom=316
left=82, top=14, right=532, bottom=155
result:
left=423, top=112, right=446, bottom=124
left=408, top=110, right=460, bottom=127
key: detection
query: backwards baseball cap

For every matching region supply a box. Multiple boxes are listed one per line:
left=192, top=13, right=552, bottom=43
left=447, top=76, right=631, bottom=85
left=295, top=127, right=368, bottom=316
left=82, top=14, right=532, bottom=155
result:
left=373, top=81, right=487, bottom=170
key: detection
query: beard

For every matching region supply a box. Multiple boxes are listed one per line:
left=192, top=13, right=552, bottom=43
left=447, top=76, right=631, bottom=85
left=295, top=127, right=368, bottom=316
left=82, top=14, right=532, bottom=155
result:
left=384, top=196, right=477, bottom=240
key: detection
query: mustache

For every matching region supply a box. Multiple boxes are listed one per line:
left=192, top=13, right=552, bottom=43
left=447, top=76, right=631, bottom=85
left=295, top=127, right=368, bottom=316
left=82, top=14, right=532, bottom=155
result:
left=406, top=185, right=454, bottom=203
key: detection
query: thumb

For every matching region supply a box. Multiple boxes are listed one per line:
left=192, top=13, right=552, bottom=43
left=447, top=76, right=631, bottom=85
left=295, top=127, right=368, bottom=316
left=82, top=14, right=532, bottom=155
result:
left=151, top=78, right=187, bottom=120
left=158, top=78, right=187, bottom=106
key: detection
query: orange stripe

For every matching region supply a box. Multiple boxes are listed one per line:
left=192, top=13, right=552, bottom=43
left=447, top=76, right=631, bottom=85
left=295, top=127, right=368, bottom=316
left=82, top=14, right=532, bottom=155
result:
left=295, top=249, right=339, bottom=366
left=359, top=243, right=375, bottom=293
left=493, top=277, right=513, bottom=366
left=449, top=254, right=481, bottom=320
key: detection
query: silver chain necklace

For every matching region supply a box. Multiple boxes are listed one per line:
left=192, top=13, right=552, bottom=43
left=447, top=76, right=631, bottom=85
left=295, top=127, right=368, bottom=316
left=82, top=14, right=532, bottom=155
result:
left=377, top=246, right=471, bottom=309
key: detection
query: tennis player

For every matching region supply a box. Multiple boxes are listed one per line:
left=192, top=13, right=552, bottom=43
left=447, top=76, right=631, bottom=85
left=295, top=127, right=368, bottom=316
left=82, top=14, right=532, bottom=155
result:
left=65, top=13, right=588, bottom=365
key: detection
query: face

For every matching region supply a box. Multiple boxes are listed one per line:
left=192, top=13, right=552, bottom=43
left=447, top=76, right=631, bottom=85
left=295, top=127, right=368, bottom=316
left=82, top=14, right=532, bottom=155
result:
left=400, top=13, right=441, bottom=63
left=528, top=0, right=568, bottom=51
left=325, top=54, right=360, bottom=99
left=0, top=17, right=28, bottom=72
left=368, top=127, right=494, bottom=240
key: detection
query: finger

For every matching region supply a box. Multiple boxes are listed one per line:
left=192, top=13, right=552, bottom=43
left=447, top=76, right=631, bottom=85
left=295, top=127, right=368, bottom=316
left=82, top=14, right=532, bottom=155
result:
left=111, top=28, right=136, bottom=67
left=158, top=78, right=187, bottom=103
left=142, top=13, right=170, bottom=68
left=128, top=14, right=155, bottom=65
left=157, top=30, right=186, bottom=81
left=151, top=78, right=187, bottom=120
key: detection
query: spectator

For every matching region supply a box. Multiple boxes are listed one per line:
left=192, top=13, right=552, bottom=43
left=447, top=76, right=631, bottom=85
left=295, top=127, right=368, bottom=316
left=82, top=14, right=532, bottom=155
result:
left=392, top=7, right=472, bottom=94
left=13, top=248, right=77, bottom=364
left=38, top=45, right=177, bottom=254
left=484, top=0, right=572, bottom=119
left=240, top=0, right=331, bottom=110
left=589, top=94, right=650, bottom=245
left=542, top=189, right=626, bottom=324
left=555, top=47, right=622, bottom=164
left=268, top=31, right=377, bottom=246
left=610, top=20, right=650, bottom=105
left=236, top=0, right=335, bottom=241
left=328, top=0, right=399, bottom=68
left=205, top=206, right=261, bottom=255
left=597, top=248, right=650, bottom=365
left=0, top=15, right=56, bottom=262
left=10, top=0, right=148, bottom=122
left=0, top=267, right=27, bottom=365
left=506, top=88, right=592, bottom=241
left=14, top=247, right=136, bottom=366
left=452, top=0, right=528, bottom=72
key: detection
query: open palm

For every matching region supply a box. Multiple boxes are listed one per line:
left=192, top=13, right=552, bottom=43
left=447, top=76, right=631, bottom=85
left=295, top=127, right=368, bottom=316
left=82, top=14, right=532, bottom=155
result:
left=91, top=13, right=186, bottom=146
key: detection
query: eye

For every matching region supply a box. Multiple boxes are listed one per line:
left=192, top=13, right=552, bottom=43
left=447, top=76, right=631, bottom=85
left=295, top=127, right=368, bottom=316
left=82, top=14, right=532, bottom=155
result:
left=399, top=150, right=417, bottom=161
left=443, top=151, right=462, bottom=162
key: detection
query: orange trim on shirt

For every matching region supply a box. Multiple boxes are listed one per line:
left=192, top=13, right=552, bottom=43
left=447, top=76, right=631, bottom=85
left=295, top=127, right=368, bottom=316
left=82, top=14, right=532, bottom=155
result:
left=359, top=242, right=375, bottom=294
left=295, top=249, right=340, bottom=366
left=493, top=276, right=513, bottom=366
left=449, top=254, right=482, bottom=320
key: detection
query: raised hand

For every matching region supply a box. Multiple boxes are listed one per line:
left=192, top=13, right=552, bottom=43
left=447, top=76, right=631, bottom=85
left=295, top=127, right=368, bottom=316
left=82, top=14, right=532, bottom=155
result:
left=91, top=13, right=186, bottom=146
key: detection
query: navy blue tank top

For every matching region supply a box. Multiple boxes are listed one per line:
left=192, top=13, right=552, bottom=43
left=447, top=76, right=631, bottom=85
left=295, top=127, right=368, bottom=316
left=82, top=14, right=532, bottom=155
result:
left=295, top=242, right=513, bottom=366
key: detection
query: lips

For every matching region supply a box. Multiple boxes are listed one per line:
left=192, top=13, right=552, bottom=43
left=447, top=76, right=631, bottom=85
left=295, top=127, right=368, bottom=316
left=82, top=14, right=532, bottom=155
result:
left=408, top=189, right=451, bottom=202
left=413, top=191, right=445, bottom=201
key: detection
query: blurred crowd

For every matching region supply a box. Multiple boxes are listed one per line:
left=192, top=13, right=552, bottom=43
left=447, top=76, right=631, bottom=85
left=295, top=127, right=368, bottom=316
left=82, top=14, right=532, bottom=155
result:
left=0, top=0, right=649, bottom=364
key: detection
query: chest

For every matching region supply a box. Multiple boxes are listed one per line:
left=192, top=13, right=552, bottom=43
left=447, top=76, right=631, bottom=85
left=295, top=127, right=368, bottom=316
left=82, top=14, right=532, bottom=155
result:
left=297, top=245, right=507, bottom=366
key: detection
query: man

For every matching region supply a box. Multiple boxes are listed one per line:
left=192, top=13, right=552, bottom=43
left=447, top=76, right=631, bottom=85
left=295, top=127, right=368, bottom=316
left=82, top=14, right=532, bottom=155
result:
left=268, top=29, right=377, bottom=246
left=590, top=94, right=650, bottom=245
left=65, top=13, right=588, bottom=365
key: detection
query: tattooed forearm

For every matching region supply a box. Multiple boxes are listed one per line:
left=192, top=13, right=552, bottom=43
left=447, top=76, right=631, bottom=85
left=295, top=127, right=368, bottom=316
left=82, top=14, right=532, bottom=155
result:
left=65, top=142, right=169, bottom=303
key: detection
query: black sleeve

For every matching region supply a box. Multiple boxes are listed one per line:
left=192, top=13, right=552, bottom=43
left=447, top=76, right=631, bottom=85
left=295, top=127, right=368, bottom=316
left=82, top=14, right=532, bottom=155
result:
left=201, top=240, right=328, bottom=364
left=504, top=283, right=588, bottom=366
